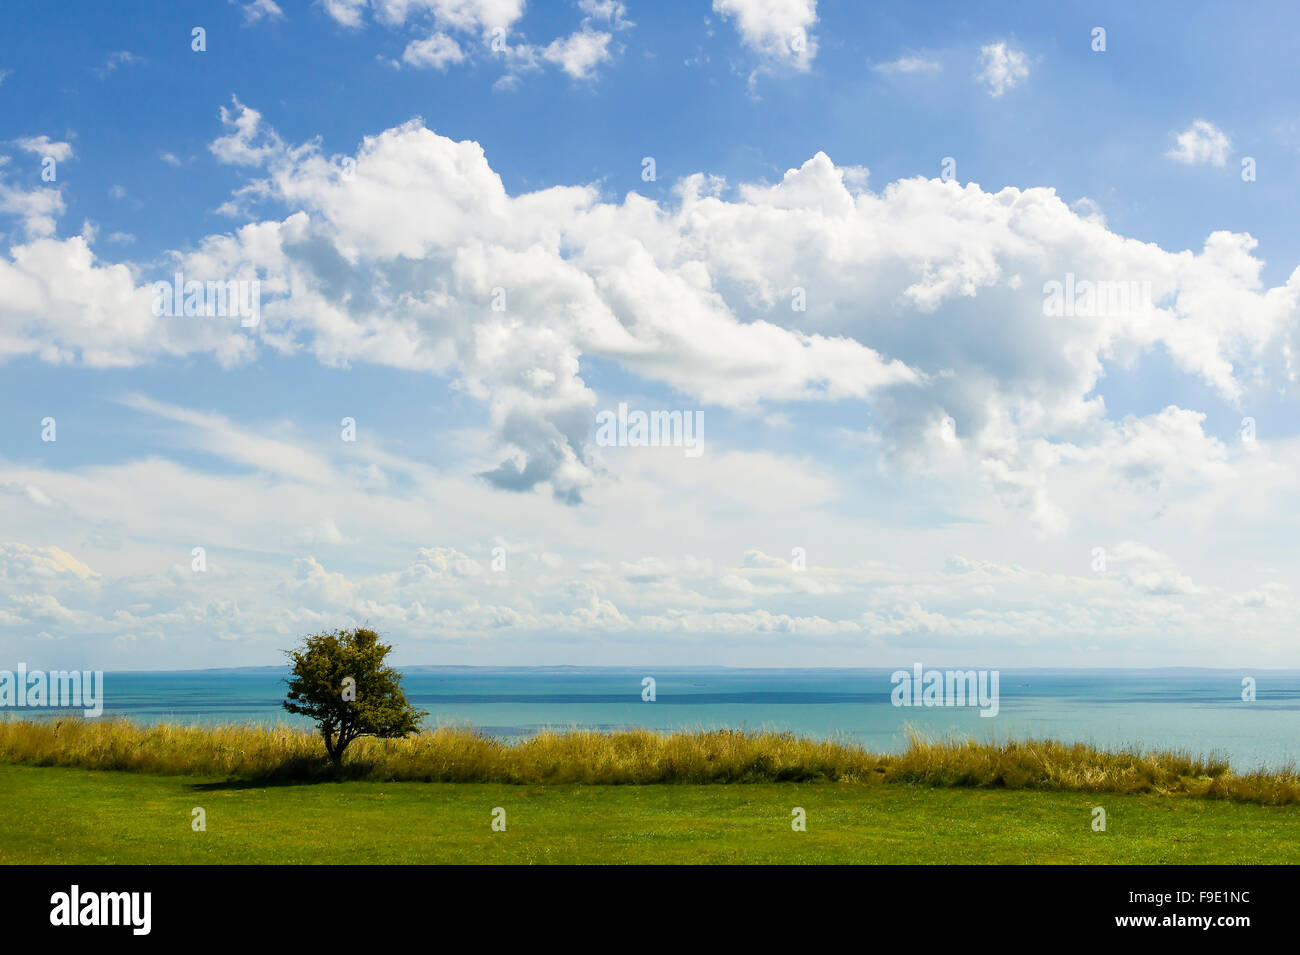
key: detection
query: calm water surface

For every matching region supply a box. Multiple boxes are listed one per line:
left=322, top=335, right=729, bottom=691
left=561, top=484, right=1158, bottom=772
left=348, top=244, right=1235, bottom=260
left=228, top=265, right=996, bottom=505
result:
left=10, top=666, right=1296, bottom=771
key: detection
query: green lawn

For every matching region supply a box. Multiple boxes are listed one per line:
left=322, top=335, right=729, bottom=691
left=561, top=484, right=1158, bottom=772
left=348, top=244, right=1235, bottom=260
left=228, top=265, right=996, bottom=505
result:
left=1, top=762, right=1296, bottom=864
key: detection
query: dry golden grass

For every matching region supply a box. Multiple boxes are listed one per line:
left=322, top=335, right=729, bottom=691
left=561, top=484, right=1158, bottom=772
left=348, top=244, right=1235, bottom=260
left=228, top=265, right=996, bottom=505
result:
left=1, top=717, right=1296, bottom=804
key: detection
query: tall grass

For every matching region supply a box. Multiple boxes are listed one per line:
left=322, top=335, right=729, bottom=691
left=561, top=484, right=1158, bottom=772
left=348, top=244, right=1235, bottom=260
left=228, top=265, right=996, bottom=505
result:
left=1, top=718, right=1296, bottom=805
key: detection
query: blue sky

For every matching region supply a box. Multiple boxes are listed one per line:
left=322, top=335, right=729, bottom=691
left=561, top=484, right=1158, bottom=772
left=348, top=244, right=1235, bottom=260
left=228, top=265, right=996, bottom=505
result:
left=2, top=0, right=1298, bottom=670
left=7, top=1, right=1300, bottom=267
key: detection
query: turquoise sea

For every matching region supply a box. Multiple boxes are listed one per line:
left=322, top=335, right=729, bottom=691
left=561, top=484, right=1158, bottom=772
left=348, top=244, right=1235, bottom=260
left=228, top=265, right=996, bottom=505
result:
left=10, top=666, right=1299, bottom=771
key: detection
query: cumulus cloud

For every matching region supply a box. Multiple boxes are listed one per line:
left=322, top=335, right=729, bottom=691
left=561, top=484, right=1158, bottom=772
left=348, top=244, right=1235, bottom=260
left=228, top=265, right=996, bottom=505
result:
left=4, top=102, right=1299, bottom=526
left=578, top=0, right=631, bottom=29
left=0, top=222, right=261, bottom=365
left=1167, top=119, right=1232, bottom=167
left=0, top=172, right=65, bottom=238
left=713, top=0, right=818, bottom=70
left=321, top=0, right=367, bottom=28
left=403, top=32, right=466, bottom=69
left=323, top=0, right=624, bottom=81
left=208, top=97, right=284, bottom=166
left=541, top=28, right=612, bottom=79
left=977, top=41, right=1028, bottom=96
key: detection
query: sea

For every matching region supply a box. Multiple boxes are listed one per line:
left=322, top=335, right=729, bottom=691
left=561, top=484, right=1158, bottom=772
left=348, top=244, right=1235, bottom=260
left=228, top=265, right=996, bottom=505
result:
left=12, top=666, right=1299, bottom=772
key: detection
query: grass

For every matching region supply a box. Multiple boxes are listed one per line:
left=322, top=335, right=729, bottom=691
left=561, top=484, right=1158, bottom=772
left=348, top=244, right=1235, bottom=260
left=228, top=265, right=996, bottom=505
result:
left=2, top=762, right=1297, bottom=864
left=3, top=720, right=1295, bottom=863
left=1, top=717, right=1298, bottom=804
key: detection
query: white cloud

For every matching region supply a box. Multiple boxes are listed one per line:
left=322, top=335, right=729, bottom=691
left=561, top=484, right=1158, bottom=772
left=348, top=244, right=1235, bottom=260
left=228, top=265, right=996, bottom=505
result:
left=541, top=28, right=612, bottom=79
left=322, top=0, right=621, bottom=80
left=977, top=41, right=1028, bottom=96
left=236, top=0, right=285, bottom=23
left=0, top=174, right=64, bottom=238
left=743, top=550, right=790, bottom=569
left=118, top=395, right=340, bottom=485
left=377, top=0, right=527, bottom=32
left=14, top=136, right=74, bottom=162
left=403, top=32, right=466, bottom=69
left=0, top=542, right=98, bottom=582
left=209, top=97, right=284, bottom=166
left=1167, top=119, right=1232, bottom=167
left=321, top=0, right=368, bottom=28
left=5, top=104, right=1300, bottom=523
left=1, top=392, right=1298, bottom=666
left=578, top=0, right=631, bottom=29
left=0, top=224, right=261, bottom=366
left=872, top=56, right=940, bottom=75
left=713, top=0, right=818, bottom=70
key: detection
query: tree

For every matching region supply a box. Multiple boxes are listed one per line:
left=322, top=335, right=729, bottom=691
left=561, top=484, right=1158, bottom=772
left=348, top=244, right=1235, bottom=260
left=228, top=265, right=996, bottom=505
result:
left=283, top=628, right=425, bottom=764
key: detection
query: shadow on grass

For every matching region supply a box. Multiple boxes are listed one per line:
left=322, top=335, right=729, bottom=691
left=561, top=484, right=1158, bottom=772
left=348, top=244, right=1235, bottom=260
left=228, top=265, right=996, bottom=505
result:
left=189, top=755, right=383, bottom=791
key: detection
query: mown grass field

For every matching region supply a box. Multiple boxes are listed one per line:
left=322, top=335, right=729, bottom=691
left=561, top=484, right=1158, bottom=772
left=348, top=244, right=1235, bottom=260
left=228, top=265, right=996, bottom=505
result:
left=2, top=762, right=1298, bottom=864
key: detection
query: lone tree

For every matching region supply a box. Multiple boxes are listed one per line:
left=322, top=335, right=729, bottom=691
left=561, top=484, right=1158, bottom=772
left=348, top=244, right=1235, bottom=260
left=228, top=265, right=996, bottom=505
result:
left=283, top=627, right=425, bottom=764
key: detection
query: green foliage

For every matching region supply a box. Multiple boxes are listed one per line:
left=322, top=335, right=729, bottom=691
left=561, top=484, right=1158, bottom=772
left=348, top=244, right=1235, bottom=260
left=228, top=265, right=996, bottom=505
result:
left=282, top=628, right=425, bottom=762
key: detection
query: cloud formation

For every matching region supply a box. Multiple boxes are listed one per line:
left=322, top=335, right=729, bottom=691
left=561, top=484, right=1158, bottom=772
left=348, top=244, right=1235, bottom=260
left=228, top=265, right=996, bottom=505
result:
left=1167, top=119, right=1232, bottom=167
left=977, top=41, right=1028, bottom=96
left=714, top=0, right=818, bottom=71
left=2, top=98, right=1299, bottom=666
left=4, top=104, right=1299, bottom=518
left=321, top=0, right=626, bottom=81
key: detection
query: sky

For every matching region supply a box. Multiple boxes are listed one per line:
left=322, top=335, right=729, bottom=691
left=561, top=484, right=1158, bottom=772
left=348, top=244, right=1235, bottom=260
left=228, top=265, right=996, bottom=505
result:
left=1, top=0, right=1298, bottom=670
